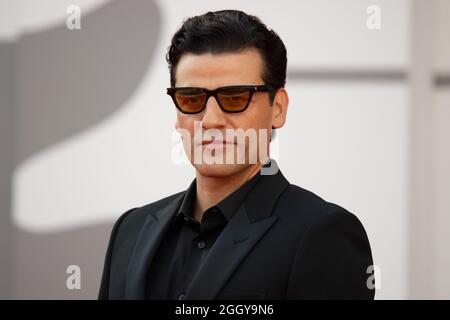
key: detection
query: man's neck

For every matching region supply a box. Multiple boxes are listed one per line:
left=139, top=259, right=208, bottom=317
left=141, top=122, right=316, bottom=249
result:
left=193, top=163, right=262, bottom=222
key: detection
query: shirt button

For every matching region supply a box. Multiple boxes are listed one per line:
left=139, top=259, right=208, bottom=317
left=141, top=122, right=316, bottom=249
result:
left=178, top=294, right=185, bottom=300
left=197, top=241, right=206, bottom=249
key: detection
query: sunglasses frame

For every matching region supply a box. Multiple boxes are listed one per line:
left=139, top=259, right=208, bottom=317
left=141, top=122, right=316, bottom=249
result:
left=166, top=85, right=275, bottom=114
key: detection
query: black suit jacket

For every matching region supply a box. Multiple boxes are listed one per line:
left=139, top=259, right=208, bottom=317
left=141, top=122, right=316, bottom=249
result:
left=99, top=167, right=375, bottom=299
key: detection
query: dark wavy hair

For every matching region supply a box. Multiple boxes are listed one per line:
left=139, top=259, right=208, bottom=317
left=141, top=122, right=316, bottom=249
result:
left=166, top=9, right=287, bottom=105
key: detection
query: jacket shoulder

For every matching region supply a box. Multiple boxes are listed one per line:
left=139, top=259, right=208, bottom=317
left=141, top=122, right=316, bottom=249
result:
left=279, top=183, right=349, bottom=217
left=276, top=183, right=368, bottom=239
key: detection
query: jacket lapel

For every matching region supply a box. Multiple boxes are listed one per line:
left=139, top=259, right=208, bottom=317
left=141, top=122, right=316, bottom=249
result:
left=183, top=204, right=278, bottom=299
left=125, top=192, right=184, bottom=299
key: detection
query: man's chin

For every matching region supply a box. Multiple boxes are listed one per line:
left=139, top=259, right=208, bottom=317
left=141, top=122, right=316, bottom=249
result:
left=192, top=162, right=251, bottom=178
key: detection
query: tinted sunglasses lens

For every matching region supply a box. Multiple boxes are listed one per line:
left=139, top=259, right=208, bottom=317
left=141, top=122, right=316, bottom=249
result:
left=175, top=89, right=206, bottom=113
left=218, top=88, right=251, bottom=111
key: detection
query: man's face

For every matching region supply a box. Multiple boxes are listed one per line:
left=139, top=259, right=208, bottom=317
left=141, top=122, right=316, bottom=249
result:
left=174, top=48, right=287, bottom=178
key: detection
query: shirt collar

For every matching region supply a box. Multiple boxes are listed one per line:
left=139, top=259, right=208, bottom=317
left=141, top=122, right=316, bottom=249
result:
left=177, top=163, right=270, bottom=222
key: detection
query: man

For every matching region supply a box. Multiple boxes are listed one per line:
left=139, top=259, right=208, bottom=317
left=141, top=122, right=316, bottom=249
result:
left=99, top=9, right=375, bottom=300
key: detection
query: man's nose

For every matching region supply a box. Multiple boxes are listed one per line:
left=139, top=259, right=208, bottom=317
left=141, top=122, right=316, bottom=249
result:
left=201, top=95, right=227, bottom=129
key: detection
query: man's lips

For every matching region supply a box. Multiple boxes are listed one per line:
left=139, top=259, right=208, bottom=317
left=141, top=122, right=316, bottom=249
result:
left=200, top=139, right=237, bottom=146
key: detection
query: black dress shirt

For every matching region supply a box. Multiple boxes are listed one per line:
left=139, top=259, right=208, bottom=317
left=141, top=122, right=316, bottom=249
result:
left=145, top=170, right=261, bottom=300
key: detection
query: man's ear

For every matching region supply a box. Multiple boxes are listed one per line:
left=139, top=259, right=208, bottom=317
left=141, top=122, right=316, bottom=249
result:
left=271, top=87, right=289, bottom=129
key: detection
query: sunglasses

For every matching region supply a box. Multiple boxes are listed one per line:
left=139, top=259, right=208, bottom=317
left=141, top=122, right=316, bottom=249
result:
left=166, top=85, right=275, bottom=114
